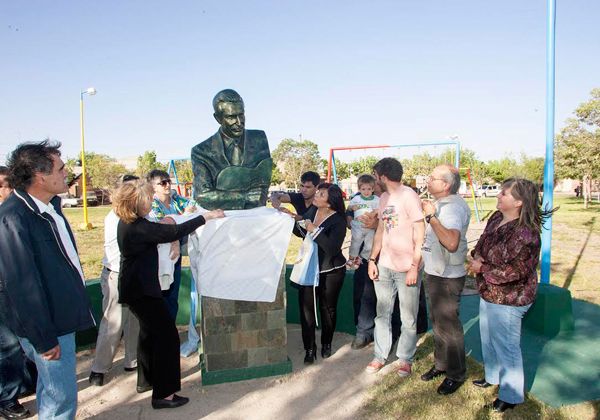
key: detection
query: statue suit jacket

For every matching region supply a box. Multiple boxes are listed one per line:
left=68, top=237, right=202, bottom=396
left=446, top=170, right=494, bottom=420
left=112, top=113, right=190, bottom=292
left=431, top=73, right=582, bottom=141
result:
left=191, top=129, right=272, bottom=210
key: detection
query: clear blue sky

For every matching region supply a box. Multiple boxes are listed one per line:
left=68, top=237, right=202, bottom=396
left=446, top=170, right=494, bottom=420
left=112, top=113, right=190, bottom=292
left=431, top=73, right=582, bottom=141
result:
left=1, top=1, right=599, bottom=165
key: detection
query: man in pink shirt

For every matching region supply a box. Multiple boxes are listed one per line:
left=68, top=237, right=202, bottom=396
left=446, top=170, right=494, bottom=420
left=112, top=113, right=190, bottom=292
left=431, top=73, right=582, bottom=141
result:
left=365, top=158, right=425, bottom=377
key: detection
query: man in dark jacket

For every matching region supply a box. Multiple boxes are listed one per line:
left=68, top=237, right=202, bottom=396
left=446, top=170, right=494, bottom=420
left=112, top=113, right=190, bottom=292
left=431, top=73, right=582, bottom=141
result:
left=0, top=140, right=95, bottom=419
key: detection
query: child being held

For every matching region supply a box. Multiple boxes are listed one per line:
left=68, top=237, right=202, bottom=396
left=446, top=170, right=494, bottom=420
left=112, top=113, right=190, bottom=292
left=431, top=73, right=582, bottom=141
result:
left=346, top=174, right=379, bottom=269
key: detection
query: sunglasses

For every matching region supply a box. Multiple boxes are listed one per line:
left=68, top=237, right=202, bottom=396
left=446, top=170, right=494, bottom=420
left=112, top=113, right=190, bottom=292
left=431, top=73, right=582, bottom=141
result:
left=156, top=179, right=171, bottom=187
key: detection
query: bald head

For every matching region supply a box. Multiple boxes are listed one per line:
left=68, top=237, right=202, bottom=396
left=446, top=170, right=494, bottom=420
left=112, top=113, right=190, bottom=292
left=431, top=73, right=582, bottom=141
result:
left=428, top=164, right=461, bottom=198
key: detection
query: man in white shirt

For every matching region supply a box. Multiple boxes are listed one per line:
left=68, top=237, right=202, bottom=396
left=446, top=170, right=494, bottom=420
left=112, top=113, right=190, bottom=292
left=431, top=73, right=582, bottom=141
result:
left=0, top=140, right=95, bottom=419
left=420, top=164, right=471, bottom=395
left=89, top=175, right=140, bottom=387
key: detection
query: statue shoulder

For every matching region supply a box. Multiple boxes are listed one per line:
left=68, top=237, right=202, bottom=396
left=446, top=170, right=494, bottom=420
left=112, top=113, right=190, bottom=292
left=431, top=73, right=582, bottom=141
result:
left=192, top=132, right=221, bottom=156
left=245, top=129, right=269, bottom=151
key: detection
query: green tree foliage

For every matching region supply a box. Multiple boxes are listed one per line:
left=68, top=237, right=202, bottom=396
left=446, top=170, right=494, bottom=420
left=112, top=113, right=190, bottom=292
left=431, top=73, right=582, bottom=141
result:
left=67, top=153, right=128, bottom=189
left=272, top=139, right=321, bottom=189
left=556, top=89, right=600, bottom=207
left=349, top=155, right=379, bottom=176
left=136, top=150, right=165, bottom=178
left=172, top=160, right=193, bottom=184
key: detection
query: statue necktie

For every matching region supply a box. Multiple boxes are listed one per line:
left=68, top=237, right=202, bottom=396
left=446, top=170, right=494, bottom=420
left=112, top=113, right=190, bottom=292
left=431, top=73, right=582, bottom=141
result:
left=231, top=142, right=242, bottom=165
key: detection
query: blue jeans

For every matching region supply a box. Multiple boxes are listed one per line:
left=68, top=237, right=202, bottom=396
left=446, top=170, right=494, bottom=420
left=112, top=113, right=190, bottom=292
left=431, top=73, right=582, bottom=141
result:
left=479, top=298, right=531, bottom=404
left=0, top=323, right=36, bottom=405
left=18, top=333, right=77, bottom=420
left=373, top=265, right=421, bottom=364
left=353, top=259, right=400, bottom=342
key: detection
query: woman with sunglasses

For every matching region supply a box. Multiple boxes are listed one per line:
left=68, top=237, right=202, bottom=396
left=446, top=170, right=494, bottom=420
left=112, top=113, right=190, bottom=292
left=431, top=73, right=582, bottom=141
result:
left=147, top=169, right=197, bottom=320
left=467, top=178, right=554, bottom=413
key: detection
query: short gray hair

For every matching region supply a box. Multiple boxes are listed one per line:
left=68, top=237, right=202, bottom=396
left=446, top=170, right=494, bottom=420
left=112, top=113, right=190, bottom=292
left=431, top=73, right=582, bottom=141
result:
left=212, top=89, right=244, bottom=115
left=439, top=164, right=461, bottom=194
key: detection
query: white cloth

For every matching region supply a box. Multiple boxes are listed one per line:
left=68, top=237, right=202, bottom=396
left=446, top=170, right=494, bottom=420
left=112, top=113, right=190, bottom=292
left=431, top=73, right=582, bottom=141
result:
left=30, top=194, right=85, bottom=283
left=422, top=194, right=471, bottom=278
left=102, top=210, right=120, bottom=271
left=157, top=243, right=176, bottom=290
left=188, top=207, right=294, bottom=302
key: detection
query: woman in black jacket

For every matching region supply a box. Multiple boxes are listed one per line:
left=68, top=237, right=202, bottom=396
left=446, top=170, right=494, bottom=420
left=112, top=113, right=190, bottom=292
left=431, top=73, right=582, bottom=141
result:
left=113, top=180, right=224, bottom=409
left=297, top=183, right=347, bottom=364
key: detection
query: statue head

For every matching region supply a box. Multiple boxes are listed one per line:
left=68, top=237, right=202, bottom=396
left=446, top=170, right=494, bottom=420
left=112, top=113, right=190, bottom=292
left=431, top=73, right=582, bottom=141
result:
left=213, top=89, right=245, bottom=139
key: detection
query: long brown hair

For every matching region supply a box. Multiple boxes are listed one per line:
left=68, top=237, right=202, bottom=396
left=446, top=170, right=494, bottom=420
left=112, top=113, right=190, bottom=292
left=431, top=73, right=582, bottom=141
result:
left=501, top=178, right=556, bottom=233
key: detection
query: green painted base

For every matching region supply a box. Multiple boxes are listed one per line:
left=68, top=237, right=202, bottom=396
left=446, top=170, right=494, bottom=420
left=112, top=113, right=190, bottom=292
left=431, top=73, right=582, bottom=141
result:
left=524, top=283, right=575, bottom=337
left=200, top=358, right=293, bottom=386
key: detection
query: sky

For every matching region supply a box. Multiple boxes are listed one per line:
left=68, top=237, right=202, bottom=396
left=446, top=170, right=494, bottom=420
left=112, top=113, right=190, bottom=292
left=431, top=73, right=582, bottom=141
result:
left=1, top=0, right=599, bottom=166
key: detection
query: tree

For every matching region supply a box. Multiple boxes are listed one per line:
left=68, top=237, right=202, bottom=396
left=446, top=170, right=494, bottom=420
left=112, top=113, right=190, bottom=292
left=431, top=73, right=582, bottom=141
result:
left=349, top=155, right=379, bottom=176
left=517, top=154, right=545, bottom=184
left=271, top=139, right=321, bottom=189
left=485, top=156, right=518, bottom=183
left=136, top=150, right=165, bottom=178
left=556, top=89, right=600, bottom=208
left=67, top=153, right=128, bottom=190
left=173, top=160, right=193, bottom=184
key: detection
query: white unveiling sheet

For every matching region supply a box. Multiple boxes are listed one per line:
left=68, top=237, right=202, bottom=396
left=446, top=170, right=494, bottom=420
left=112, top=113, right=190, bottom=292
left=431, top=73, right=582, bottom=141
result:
left=186, top=207, right=294, bottom=302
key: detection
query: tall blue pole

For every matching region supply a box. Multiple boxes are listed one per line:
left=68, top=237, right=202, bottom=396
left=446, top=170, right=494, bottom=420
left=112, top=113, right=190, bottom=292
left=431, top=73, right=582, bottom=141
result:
left=540, top=0, right=556, bottom=284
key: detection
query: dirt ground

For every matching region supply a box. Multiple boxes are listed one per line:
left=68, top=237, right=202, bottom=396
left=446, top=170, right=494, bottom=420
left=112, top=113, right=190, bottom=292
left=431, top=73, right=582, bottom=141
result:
left=19, top=324, right=406, bottom=420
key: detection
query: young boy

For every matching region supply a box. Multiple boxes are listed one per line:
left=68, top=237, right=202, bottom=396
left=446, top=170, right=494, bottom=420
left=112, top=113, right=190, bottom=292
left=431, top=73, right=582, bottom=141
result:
left=347, top=174, right=380, bottom=269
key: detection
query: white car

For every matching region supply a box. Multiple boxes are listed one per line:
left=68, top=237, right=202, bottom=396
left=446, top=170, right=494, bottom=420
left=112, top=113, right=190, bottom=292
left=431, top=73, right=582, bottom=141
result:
left=476, top=185, right=500, bottom=197
left=58, top=193, right=83, bottom=208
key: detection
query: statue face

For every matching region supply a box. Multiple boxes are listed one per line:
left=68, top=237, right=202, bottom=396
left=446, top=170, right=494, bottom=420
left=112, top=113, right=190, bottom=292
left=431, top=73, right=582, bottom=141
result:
left=216, top=102, right=245, bottom=138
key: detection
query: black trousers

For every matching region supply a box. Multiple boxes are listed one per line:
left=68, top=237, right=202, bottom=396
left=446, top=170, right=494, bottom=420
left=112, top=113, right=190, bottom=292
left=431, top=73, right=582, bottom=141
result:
left=128, top=296, right=181, bottom=399
left=298, top=267, right=346, bottom=350
left=424, top=273, right=466, bottom=381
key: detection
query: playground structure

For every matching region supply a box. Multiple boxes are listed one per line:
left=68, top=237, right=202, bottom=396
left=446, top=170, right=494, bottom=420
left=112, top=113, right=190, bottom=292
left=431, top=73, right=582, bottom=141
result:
left=166, top=158, right=193, bottom=198
left=325, top=140, right=483, bottom=222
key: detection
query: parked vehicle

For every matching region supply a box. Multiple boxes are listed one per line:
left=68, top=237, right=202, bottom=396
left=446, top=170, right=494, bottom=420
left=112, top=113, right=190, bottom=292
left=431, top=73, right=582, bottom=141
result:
left=86, top=190, right=99, bottom=206
left=58, top=193, right=83, bottom=208
left=475, top=184, right=500, bottom=197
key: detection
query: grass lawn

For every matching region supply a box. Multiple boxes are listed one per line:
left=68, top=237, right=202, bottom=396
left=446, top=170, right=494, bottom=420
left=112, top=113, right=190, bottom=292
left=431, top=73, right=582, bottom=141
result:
left=65, top=195, right=600, bottom=418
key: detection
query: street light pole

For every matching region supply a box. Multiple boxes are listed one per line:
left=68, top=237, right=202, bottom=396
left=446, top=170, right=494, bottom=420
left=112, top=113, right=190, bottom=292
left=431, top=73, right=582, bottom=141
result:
left=79, top=87, right=96, bottom=230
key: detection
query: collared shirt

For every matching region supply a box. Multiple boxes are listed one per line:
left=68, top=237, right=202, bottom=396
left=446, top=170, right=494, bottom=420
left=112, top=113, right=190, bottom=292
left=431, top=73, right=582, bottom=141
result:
left=102, top=210, right=121, bottom=272
left=29, top=194, right=85, bottom=283
left=149, top=192, right=193, bottom=221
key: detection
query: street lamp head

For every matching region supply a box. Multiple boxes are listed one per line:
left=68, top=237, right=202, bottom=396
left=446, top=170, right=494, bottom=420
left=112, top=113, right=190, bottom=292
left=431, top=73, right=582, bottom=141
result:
left=85, top=87, right=97, bottom=96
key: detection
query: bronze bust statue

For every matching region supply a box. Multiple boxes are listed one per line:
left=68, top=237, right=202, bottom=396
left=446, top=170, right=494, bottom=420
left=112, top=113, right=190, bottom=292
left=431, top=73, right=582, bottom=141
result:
left=191, top=89, right=272, bottom=210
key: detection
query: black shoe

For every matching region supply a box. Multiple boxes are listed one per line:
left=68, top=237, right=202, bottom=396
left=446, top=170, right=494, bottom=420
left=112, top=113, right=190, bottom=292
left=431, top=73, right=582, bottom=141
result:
left=136, top=384, right=153, bottom=393
left=491, top=398, right=517, bottom=412
left=321, top=344, right=332, bottom=359
left=350, top=337, right=371, bottom=350
left=420, top=365, right=446, bottom=382
left=88, top=371, right=104, bottom=386
left=437, top=378, right=464, bottom=395
left=151, top=394, right=189, bottom=409
left=124, top=366, right=137, bottom=372
left=472, top=378, right=493, bottom=388
left=0, top=401, right=30, bottom=419
left=304, top=345, right=317, bottom=365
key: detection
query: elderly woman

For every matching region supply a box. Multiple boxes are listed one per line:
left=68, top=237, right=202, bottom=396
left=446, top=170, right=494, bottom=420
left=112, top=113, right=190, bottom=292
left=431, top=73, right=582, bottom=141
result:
left=297, top=183, right=347, bottom=364
left=467, top=178, right=552, bottom=413
left=113, top=180, right=223, bottom=409
left=147, top=169, right=197, bottom=320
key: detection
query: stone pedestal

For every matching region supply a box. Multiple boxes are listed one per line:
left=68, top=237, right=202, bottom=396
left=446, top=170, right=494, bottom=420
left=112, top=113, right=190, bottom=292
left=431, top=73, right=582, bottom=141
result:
left=200, top=267, right=291, bottom=385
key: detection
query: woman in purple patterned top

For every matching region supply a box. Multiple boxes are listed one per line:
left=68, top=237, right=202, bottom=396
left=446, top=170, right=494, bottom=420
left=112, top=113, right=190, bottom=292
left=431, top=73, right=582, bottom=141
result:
left=467, top=178, right=553, bottom=413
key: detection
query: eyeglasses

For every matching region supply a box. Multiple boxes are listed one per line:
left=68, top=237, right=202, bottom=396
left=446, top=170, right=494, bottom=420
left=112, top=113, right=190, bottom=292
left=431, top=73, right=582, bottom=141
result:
left=427, top=176, right=444, bottom=182
left=156, top=179, right=171, bottom=187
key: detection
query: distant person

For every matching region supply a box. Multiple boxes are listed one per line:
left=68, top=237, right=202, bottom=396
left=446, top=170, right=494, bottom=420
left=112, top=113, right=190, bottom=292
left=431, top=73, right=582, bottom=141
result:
left=0, top=141, right=95, bottom=419
left=147, top=169, right=197, bottom=320
left=0, top=166, right=36, bottom=420
left=467, top=178, right=552, bottom=413
left=270, top=171, right=320, bottom=220
left=88, top=175, right=140, bottom=387
left=114, top=179, right=223, bottom=409
left=365, top=158, right=425, bottom=377
left=420, top=165, right=471, bottom=395
left=346, top=174, right=380, bottom=269
left=296, top=183, right=347, bottom=364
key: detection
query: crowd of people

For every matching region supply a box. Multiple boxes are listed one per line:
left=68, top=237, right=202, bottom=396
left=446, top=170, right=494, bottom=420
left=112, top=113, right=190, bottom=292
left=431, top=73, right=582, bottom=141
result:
left=0, top=140, right=549, bottom=418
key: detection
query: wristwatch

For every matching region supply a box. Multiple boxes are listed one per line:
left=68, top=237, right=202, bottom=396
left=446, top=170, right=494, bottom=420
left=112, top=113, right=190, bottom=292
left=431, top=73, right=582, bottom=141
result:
left=425, top=214, right=436, bottom=223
